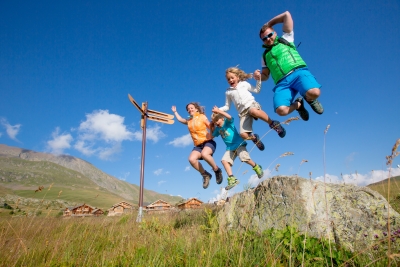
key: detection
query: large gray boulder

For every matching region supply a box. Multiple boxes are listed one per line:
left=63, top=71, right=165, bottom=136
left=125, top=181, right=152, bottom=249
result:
left=217, top=176, right=400, bottom=251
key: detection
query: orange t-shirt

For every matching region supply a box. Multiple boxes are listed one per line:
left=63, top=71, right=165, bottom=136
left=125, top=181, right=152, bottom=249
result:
left=187, top=113, right=211, bottom=146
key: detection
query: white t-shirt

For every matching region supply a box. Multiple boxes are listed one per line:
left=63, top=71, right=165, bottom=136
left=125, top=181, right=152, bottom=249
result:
left=261, top=31, right=295, bottom=68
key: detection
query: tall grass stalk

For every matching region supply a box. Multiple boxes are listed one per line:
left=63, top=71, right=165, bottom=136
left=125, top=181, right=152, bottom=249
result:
left=323, top=124, right=334, bottom=266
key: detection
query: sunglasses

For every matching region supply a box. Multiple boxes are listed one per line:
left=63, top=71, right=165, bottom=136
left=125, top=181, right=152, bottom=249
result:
left=261, top=31, right=275, bottom=41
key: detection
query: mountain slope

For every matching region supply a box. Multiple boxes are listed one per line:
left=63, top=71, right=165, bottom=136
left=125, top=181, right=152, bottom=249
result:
left=0, top=144, right=182, bottom=207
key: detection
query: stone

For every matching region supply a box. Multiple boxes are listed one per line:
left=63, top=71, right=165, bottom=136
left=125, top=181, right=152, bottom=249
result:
left=217, top=175, right=400, bottom=251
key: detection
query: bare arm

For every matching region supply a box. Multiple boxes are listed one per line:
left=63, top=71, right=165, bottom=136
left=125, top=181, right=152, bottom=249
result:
left=212, top=106, right=232, bottom=121
left=260, top=68, right=270, bottom=81
left=171, top=106, right=187, bottom=124
left=266, top=11, right=293, bottom=33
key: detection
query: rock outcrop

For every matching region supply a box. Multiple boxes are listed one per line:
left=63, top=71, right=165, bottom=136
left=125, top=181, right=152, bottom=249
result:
left=217, top=176, right=400, bottom=251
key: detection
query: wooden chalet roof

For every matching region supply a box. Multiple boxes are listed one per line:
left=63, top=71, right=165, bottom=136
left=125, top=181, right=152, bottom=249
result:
left=69, top=203, right=95, bottom=211
left=110, top=201, right=134, bottom=209
left=177, top=197, right=203, bottom=206
left=146, top=199, right=171, bottom=208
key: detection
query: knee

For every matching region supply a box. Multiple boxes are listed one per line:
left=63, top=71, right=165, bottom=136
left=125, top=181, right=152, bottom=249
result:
left=240, top=132, right=249, bottom=139
left=276, top=106, right=288, bottom=116
left=306, top=88, right=320, bottom=99
left=188, top=157, right=197, bottom=165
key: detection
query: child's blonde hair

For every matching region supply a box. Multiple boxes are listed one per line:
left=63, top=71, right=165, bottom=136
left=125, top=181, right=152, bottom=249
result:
left=211, top=113, right=224, bottom=122
left=225, top=67, right=252, bottom=81
left=186, top=102, right=205, bottom=114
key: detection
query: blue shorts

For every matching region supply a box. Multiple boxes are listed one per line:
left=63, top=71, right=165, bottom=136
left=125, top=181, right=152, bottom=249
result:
left=192, top=139, right=217, bottom=159
left=272, top=67, right=321, bottom=112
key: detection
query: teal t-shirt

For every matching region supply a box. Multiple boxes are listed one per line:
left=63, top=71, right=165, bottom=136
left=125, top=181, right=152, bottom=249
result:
left=212, top=117, right=246, bottom=151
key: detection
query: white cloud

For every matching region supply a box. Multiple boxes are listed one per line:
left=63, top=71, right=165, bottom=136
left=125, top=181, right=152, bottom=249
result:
left=168, top=134, right=192, bottom=147
left=158, top=180, right=166, bottom=186
left=184, top=166, right=190, bottom=171
left=0, top=132, right=2, bottom=138
left=1, top=118, right=21, bottom=142
left=74, top=110, right=133, bottom=160
left=154, top=169, right=163, bottom=176
left=315, top=168, right=400, bottom=186
left=132, top=124, right=167, bottom=143
left=47, top=127, right=73, bottom=154
left=247, top=168, right=272, bottom=188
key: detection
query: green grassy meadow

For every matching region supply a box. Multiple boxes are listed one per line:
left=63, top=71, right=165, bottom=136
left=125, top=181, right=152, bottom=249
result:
left=1, top=207, right=399, bottom=266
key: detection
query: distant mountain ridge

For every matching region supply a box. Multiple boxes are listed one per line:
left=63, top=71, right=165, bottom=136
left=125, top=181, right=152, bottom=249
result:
left=0, top=144, right=182, bottom=204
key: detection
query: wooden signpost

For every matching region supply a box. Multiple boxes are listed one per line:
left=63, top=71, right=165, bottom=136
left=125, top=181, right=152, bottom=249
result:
left=128, top=94, right=174, bottom=222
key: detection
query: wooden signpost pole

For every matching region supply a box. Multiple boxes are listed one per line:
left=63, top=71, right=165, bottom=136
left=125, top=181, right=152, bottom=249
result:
left=128, top=94, right=174, bottom=222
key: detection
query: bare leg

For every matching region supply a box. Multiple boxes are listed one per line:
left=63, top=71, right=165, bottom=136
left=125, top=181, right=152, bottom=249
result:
left=248, top=108, right=272, bottom=124
left=276, top=102, right=299, bottom=116
left=201, top=146, right=219, bottom=171
left=305, top=88, right=320, bottom=102
left=221, top=160, right=233, bottom=176
left=188, top=150, right=205, bottom=173
left=245, top=159, right=256, bottom=168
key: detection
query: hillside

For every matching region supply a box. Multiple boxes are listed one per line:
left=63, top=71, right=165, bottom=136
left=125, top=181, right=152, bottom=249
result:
left=0, top=144, right=183, bottom=209
left=367, top=175, right=400, bottom=212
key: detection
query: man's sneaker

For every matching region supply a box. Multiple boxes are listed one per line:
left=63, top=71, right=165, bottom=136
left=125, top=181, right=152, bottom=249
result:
left=225, top=176, right=240, bottom=190
left=269, top=120, right=286, bottom=138
left=253, top=164, right=264, bottom=178
left=306, top=99, right=324, bottom=115
left=201, top=171, right=212, bottom=189
left=295, top=97, right=309, bottom=121
left=214, top=168, right=223, bottom=184
left=252, top=134, right=265, bottom=151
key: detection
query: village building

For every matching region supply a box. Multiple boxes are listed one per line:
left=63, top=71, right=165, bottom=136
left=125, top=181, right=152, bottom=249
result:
left=107, top=201, right=135, bottom=216
left=63, top=203, right=103, bottom=217
left=177, top=197, right=203, bottom=210
left=145, top=199, right=172, bottom=213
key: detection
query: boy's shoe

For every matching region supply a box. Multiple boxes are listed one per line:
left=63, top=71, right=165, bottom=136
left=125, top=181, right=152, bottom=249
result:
left=269, top=120, right=286, bottom=138
left=253, top=164, right=264, bottom=178
left=214, top=168, right=223, bottom=184
left=252, top=134, right=265, bottom=151
left=295, top=97, right=309, bottom=121
left=306, top=99, right=324, bottom=114
left=201, top=171, right=212, bottom=189
left=225, top=176, right=240, bottom=190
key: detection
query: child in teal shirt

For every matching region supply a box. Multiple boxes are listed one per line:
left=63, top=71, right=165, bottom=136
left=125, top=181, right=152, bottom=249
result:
left=211, top=106, right=264, bottom=190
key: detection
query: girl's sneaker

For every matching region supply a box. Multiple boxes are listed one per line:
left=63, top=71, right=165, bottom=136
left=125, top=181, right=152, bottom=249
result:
left=201, top=171, right=212, bottom=189
left=253, top=164, right=264, bottom=178
left=225, top=176, right=240, bottom=190
left=269, top=120, right=286, bottom=138
left=252, top=134, right=265, bottom=151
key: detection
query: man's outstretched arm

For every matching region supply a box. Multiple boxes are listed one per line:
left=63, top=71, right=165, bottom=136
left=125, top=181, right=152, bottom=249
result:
left=266, top=11, right=293, bottom=33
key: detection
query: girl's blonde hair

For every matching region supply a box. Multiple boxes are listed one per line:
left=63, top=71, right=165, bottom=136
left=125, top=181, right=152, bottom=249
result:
left=225, top=67, right=252, bottom=81
left=186, top=102, right=205, bottom=114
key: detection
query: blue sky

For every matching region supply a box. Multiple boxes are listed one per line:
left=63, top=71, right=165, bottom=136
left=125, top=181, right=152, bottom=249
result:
left=1, top=0, right=400, bottom=203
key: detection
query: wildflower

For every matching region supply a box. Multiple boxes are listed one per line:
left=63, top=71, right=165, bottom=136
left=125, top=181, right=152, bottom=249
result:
left=383, top=232, right=387, bottom=236
left=374, top=234, right=379, bottom=239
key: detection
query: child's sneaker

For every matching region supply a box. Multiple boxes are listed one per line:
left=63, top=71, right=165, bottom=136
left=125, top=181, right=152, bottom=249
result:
left=201, top=171, right=212, bottom=189
left=253, top=164, right=264, bottom=178
left=214, top=168, right=223, bottom=184
left=306, top=99, right=324, bottom=114
left=225, top=176, right=240, bottom=190
left=252, top=134, right=265, bottom=151
left=269, top=120, right=286, bottom=138
left=295, top=97, right=309, bottom=121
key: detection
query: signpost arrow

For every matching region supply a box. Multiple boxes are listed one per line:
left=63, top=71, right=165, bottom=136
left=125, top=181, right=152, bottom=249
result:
left=127, top=94, right=174, bottom=222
